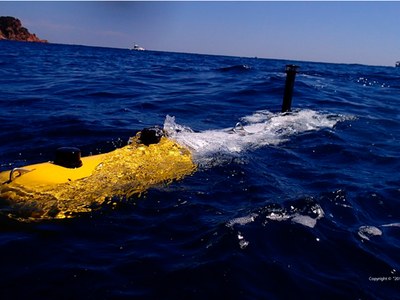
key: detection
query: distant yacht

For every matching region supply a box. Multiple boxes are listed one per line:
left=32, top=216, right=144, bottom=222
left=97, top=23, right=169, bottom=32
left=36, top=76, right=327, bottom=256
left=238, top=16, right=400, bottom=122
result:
left=131, top=44, right=145, bottom=51
left=396, top=61, right=400, bottom=67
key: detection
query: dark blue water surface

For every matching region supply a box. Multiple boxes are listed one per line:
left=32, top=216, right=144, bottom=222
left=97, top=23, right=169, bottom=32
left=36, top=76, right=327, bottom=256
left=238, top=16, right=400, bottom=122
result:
left=1, top=40, right=400, bottom=299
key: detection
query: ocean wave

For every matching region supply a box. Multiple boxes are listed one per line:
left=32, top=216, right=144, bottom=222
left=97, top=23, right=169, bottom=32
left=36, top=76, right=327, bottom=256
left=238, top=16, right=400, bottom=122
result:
left=217, top=64, right=252, bottom=72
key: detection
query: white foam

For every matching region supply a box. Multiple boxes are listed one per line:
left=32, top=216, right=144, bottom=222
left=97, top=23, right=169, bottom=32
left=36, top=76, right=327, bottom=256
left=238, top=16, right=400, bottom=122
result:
left=381, top=222, right=400, bottom=228
left=265, top=206, right=324, bottom=229
left=291, top=215, right=317, bottom=228
left=265, top=212, right=291, bottom=222
left=226, top=213, right=258, bottom=227
left=164, top=109, right=346, bottom=166
left=312, top=204, right=325, bottom=220
left=358, top=225, right=382, bottom=240
left=227, top=202, right=325, bottom=229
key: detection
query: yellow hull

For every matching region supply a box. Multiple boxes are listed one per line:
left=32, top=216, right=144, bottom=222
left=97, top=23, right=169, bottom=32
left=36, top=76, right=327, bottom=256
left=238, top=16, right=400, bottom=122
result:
left=0, top=136, right=196, bottom=221
left=0, top=154, right=105, bottom=186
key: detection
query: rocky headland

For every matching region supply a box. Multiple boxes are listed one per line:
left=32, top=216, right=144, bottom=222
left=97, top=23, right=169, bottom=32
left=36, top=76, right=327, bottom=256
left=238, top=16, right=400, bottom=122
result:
left=0, top=16, right=47, bottom=43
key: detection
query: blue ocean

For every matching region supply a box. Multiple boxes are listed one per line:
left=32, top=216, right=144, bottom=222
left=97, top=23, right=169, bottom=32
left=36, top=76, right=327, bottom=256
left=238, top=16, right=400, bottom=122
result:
left=0, top=40, right=399, bottom=299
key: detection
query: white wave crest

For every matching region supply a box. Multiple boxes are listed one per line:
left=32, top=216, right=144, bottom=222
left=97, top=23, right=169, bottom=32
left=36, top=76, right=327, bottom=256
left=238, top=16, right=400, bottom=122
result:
left=164, top=109, right=346, bottom=166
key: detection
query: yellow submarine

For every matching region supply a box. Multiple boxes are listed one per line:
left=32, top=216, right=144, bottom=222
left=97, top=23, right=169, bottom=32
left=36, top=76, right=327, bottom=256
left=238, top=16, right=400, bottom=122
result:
left=0, top=127, right=196, bottom=221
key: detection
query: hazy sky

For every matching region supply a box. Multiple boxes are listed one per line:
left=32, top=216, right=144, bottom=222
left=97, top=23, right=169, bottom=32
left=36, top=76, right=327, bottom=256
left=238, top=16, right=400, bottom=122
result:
left=1, top=1, right=399, bottom=66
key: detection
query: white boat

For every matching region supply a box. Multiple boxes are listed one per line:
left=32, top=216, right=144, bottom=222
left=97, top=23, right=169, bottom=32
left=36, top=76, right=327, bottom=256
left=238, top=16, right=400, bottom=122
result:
left=131, top=44, right=145, bottom=51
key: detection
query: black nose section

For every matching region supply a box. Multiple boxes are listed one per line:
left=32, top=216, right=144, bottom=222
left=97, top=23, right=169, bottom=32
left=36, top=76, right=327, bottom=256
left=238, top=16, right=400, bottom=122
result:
left=54, top=147, right=83, bottom=168
left=139, top=126, right=165, bottom=146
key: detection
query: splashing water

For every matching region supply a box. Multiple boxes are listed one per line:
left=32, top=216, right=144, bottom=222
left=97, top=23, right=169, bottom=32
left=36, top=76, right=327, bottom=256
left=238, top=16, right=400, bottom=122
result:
left=164, top=109, right=348, bottom=166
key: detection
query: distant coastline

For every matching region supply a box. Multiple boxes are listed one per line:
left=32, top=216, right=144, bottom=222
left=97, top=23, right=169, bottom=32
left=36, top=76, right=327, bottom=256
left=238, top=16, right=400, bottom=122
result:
left=0, top=16, right=47, bottom=43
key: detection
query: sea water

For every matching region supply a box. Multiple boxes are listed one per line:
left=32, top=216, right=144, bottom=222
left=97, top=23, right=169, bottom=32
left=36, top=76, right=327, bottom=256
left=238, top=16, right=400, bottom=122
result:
left=0, top=40, right=399, bottom=299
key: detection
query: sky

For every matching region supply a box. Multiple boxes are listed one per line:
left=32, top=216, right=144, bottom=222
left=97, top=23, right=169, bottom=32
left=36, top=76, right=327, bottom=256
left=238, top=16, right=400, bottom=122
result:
left=1, top=1, right=400, bottom=66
